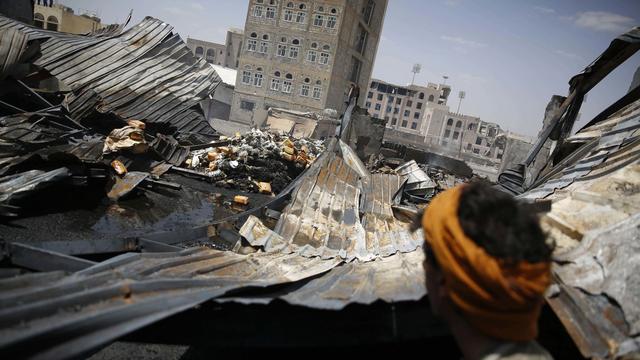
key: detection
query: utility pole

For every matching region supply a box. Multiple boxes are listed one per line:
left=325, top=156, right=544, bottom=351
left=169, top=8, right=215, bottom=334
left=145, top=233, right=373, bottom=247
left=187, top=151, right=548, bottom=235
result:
left=457, top=90, right=465, bottom=113
left=411, top=63, right=421, bottom=85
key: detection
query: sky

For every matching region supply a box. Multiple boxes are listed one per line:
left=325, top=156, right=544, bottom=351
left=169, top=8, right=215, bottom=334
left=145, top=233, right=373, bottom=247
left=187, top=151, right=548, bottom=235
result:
left=61, top=0, right=640, bottom=137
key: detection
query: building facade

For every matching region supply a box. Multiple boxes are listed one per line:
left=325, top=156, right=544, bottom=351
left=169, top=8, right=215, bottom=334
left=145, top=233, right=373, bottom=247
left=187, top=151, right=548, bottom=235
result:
left=371, top=78, right=508, bottom=169
left=187, top=38, right=227, bottom=66
left=33, top=3, right=107, bottom=34
left=229, top=0, right=388, bottom=126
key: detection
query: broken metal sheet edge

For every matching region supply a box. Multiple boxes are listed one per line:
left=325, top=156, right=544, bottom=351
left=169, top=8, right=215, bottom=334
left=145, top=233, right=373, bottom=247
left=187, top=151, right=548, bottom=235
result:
left=0, top=247, right=342, bottom=359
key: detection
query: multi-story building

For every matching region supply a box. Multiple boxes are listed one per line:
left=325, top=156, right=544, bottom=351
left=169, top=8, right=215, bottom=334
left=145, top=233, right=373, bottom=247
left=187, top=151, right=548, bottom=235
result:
left=366, top=78, right=451, bottom=132
left=33, top=3, right=107, bottom=34
left=229, top=0, right=388, bottom=126
left=372, top=78, right=507, bottom=166
left=187, top=38, right=227, bottom=66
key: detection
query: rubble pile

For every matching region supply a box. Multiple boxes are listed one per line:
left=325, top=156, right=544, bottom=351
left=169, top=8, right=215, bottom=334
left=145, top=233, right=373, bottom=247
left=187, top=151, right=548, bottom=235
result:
left=184, top=129, right=325, bottom=194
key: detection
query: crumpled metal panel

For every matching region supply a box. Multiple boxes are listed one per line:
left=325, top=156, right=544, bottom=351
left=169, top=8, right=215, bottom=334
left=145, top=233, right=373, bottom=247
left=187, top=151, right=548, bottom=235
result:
left=281, top=250, right=426, bottom=310
left=554, top=213, right=640, bottom=335
left=521, top=101, right=640, bottom=200
left=0, top=28, right=28, bottom=76
left=0, top=247, right=341, bottom=359
left=243, top=140, right=421, bottom=261
left=0, top=15, right=220, bottom=136
left=0, top=168, right=70, bottom=215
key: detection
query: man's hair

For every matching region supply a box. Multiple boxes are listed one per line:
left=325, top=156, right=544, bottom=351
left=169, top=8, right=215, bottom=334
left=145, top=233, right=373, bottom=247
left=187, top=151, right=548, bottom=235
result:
left=458, top=181, right=552, bottom=263
left=413, top=181, right=553, bottom=264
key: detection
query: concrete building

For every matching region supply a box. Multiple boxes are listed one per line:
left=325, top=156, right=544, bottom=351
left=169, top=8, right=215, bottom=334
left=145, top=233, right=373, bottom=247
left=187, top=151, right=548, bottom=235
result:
left=187, top=38, right=226, bottom=66
left=33, top=3, right=107, bottom=34
left=202, top=64, right=237, bottom=122
left=229, top=0, right=388, bottom=126
left=224, top=28, right=244, bottom=69
left=366, top=78, right=451, bottom=133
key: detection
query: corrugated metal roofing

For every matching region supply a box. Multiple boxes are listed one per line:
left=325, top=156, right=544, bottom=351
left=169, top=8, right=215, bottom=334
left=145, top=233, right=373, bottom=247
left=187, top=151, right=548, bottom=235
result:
left=0, top=247, right=341, bottom=359
left=0, top=15, right=221, bottom=136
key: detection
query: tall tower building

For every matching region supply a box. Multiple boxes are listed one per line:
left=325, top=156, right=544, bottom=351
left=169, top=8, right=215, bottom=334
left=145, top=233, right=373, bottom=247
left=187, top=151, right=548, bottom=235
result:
left=229, top=0, right=388, bottom=126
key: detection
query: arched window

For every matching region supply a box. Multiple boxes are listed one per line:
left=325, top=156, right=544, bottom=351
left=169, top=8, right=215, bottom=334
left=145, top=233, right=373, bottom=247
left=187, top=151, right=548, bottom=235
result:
left=468, top=123, right=475, bottom=131
left=455, top=121, right=462, bottom=128
left=286, top=2, right=294, bottom=8
left=274, top=71, right=281, bottom=77
left=280, top=36, right=287, bottom=43
left=322, top=44, right=330, bottom=51
left=299, top=3, right=306, bottom=10
left=206, top=49, right=215, bottom=62
left=447, top=118, right=454, bottom=126
left=269, top=0, right=275, bottom=4
left=262, top=34, right=269, bottom=40
left=315, top=80, right=321, bottom=85
left=418, top=92, right=424, bottom=100
left=46, top=16, right=58, bottom=31
left=34, top=13, right=44, bottom=29
left=195, top=46, right=204, bottom=57
left=285, top=73, right=293, bottom=79
left=292, top=39, right=299, bottom=45
left=331, top=8, right=337, bottom=14
left=310, top=42, right=318, bottom=49
left=318, top=6, right=324, bottom=12
left=304, top=78, right=310, bottom=83
left=428, top=95, right=434, bottom=102
left=250, top=32, right=257, bottom=38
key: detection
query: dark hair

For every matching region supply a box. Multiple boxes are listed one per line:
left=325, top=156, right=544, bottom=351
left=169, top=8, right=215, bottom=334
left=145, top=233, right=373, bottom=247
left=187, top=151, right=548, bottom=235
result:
left=412, top=181, right=553, bottom=265
left=458, top=180, right=552, bottom=263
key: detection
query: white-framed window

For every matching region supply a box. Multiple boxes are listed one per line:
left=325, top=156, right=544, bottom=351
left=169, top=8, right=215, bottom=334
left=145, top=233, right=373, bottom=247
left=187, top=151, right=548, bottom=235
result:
left=253, top=5, right=263, bottom=17
left=312, top=86, right=322, bottom=99
left=306, top=50, right=317, bottom=62
left=242, top=71, right=251, bottom=85
left=313, top=14, right=324, bottom=27
left=296, top=11, right=306, bottom=23
left=247, top=39, right=257, bottom=51
left=266, top=7, right=276, bottom=19
left=270, top=78, right=281, bottom=91
left=259, top=41, right=269, bottom=53
left=300, top=84, right=310, bottom=97
left=319, top=52, right=329, bottom=64
left=327, top=15, right=337, bottom=28
left=288, top=46, right=299, bottom=59
left=253, top=72, right=263, bottom=87
left=282, top=80, right=292, bottom=93
left=283, top=9, right=293, bottom=21
left=277, top=44, right=287, bottom=57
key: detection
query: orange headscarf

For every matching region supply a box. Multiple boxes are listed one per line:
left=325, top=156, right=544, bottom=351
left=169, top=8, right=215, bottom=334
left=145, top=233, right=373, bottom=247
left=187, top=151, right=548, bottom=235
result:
left=422, top=185, right=551, bottom=342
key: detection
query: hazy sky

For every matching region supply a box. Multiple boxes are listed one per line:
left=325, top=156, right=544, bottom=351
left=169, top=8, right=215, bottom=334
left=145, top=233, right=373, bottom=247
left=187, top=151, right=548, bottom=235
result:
left=61, top=0, right=640, bottom=136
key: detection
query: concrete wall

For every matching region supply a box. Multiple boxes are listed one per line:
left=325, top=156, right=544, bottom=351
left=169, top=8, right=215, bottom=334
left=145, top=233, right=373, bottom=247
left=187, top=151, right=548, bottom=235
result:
left=187, top=38, right=226, bottom=66
left=33, top=4, right=105, bottom=34
left=225, top=29, right=244, bottom=69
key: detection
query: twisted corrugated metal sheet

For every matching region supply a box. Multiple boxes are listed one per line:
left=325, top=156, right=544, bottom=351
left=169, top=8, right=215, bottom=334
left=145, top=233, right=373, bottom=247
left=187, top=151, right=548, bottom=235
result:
left=0, top=14, right=220, bottom=136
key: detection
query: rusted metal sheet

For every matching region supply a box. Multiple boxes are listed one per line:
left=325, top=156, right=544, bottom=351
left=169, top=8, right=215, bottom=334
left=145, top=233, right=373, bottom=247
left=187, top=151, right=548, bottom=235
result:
left=0, top=14, right=220, bottom=136
left=107, top=171, right=148, bottom=201
left=0, top=28, right=28, bottom=76
left=281, top=250, right=426, bottom=310
left=0, top=247, right=341, bottom=359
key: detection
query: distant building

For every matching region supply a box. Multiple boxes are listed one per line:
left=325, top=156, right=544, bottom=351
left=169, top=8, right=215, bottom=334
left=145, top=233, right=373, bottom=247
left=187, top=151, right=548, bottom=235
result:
left=33, top=3, right=108, bottom=34
left=229, top=0, right=388, bottom=126
left=187, top=38, right=226, bottom=66
left=187, top=29, right=245, bottom=69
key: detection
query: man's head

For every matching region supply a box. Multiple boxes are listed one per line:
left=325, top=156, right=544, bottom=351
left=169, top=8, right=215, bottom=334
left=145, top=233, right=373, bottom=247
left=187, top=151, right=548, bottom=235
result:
left=418, top=181, right=553, bottom=342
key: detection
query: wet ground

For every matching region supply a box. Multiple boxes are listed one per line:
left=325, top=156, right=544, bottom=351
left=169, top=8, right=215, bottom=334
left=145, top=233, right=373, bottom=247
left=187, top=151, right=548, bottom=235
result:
left=0, top=172, right=275, bottom=245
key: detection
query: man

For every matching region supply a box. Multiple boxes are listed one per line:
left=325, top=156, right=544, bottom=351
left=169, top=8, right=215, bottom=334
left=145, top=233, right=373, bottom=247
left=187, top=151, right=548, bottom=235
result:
left=418, top=181, right=554, bottom=359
